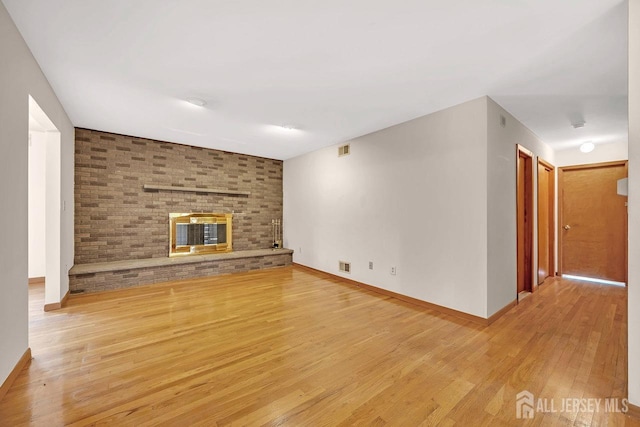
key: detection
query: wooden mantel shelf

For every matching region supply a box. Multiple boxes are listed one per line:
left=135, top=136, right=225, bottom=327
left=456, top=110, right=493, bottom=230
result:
left=143, top=184, right=250, bottom=197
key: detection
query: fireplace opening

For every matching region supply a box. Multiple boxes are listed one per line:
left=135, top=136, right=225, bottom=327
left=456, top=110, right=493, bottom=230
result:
left=170, top=213, right=232, bottom=256
left=175, top=222, right=227, bottom=246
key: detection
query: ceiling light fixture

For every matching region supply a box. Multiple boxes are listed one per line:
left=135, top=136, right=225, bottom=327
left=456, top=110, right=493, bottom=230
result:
left=580, top=141, right=595, bottom=153
left=186, top=97, right=207, bottom=107
left=572, top=121, right=586, bottom=129
left=265, top=124, right=303, bottom=135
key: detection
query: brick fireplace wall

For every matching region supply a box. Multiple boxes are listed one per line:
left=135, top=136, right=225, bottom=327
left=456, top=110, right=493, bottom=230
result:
left=74, top=128, right=283, bottom=264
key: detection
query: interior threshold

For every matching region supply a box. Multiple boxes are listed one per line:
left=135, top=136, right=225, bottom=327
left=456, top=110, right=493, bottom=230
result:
left=562, top=274, right=626, bottom=287
left=517, top=291, right=532, bottom=302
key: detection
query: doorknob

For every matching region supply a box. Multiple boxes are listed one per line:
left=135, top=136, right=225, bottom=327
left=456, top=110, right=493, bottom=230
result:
left=564, top=225, right=571, bottom=230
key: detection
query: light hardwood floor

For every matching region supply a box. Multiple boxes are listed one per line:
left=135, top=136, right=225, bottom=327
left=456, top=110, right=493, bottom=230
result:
left=0, top=266, right=636, bottom=426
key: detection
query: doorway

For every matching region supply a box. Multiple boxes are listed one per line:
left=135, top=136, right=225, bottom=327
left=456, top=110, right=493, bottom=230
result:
left=28, top=95, right=62, bottom=310
left=516, top=145, right=534, bottom=298
left=558, top=161, right=627, bottom=284
left=537, top=158, right=555, bottom=285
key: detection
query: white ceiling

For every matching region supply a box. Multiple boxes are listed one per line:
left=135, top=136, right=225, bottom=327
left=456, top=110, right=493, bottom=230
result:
left=3, top=0, right=628, bottom=160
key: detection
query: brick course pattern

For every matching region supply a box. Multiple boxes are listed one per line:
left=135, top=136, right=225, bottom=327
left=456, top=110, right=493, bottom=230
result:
left=69, top=253, right=292, bottom=293
left=75, top=129, right=283, bottom=264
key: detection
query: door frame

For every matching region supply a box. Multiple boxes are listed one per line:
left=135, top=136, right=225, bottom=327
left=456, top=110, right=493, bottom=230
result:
left=558, top=160, right=628, bottom=282
left=516, top=144, right=534, bottom=297
left=537, top=158, right=555, bottom=284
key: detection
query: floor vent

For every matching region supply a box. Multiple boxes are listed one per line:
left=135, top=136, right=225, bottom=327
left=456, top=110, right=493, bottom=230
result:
left=339, top=261, right=351, bottom=273
left=338, top=144, right=350, bottom=157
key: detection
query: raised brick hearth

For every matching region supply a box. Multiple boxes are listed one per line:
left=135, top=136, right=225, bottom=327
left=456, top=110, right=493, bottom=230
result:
left=69, top=249, right=293, bottom=293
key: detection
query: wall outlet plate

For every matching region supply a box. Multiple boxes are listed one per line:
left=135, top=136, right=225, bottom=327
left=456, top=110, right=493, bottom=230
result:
left=391, top=266, right=396, bottom=275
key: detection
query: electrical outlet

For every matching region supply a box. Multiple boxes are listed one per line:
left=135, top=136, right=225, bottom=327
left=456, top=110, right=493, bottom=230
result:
left=391, top=266, right=396, bottom=275
left=299, top=247, right=302, bottom=253
left=369, top=261, right=373, bottom=270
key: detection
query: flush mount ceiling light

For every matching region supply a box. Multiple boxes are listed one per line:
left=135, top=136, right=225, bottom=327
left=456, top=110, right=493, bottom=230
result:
left=268, top=124, right=302, bottom=134
left=186, top=97, right=207, bottom=107
left=572, top=121, right=586, bottom=129
left=580, top=141, right=595, bottom=153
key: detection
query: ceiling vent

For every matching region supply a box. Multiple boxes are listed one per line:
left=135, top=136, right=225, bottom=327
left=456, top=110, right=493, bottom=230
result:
left=339, top=261, right=351, bottom=273
left=338, top=144, right=350, bottom=157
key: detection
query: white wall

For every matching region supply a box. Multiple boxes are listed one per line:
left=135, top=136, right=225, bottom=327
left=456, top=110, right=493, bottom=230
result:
left=0, top=1, right=74, bottom=388
left=285, top=97, right=489, bottom=318
left=285, top=96, right=555, bottom=320
left=486, top=98, right=554, bottom=316
left=628, top=0, right=640, bottom=408
left=28, top=131, right=47, bottom=278
left=554, top=140, right=628, bottom=167
left=44, top=130, right=63, bottom=306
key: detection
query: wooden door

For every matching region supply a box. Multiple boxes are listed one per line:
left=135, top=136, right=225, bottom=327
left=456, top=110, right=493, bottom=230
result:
left=537, top=159, right=555, bottom=284
left=517, top=146, right=534, bottom=295
left=559, top=161, right=627, bottom=283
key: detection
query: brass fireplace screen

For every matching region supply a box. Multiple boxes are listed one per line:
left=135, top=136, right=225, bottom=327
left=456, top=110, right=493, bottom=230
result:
left=169, top=213, right=232, bottom=257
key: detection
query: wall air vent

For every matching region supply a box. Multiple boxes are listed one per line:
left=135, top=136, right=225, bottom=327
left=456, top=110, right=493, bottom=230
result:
left=338, top=144, right=350, bottom=157
left=339, top=261, right=351, bottom=273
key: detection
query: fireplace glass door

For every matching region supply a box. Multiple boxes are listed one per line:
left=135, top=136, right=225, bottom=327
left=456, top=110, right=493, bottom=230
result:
left=170, top=213, right=232, bottom=256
